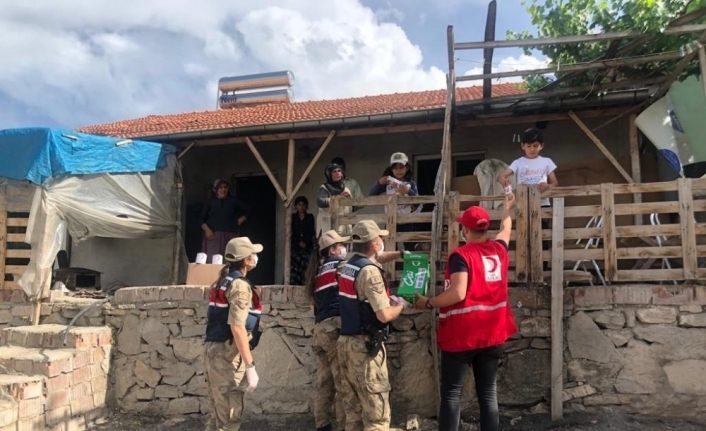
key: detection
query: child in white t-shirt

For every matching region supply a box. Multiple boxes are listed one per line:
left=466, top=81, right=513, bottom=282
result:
left=498, top=127, right=558, bottom=206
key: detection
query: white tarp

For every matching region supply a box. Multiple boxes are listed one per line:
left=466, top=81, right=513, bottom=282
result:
left=19, top=155, right=178, bottom=299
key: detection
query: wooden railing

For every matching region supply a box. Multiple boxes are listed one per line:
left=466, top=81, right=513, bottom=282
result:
left=331, top=177, right=706, bottom=287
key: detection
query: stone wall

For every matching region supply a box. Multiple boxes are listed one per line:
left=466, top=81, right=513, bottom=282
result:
left=4, top=283, right=706, bottom=420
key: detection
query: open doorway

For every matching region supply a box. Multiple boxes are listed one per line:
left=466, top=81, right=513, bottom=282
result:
left=415, top=151, right=486, bottom=196
left=233, top=175, right=276, bottom=285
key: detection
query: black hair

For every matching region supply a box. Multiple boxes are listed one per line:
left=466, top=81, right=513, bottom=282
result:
left=211, top=259, right=247, bottom=289
left=521, top=127, right=544, bottom=144
left=331, top=157, right=346, bottom=169
left=294, top=196, right=308, bottom=207
left=382, top=163, right=413, bottom=182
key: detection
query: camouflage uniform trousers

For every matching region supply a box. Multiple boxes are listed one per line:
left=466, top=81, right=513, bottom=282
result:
left=312, top=317, right=346, bottom=429
left=337, top=335, right=391, bottom=431
left=204, top=341, right=247, bottom=431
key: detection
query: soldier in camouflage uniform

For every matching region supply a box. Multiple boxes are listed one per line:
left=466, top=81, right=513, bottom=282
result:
left=204, top=237, right=263, bottom=431
left=336, top=220, right=407, bottom=431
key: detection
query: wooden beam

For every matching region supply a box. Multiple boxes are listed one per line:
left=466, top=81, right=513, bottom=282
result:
left=176, top=142, right=196, bottom=160
left=628, top=113, right=642, bottom=226
left=385, top=194, right=398, bottom=276
left=550, top=197, right=565, bottom=421
left=454, top=24, right=706, bottom=50
left=528, top=186, right=544, bottom=283
left=288, top=130, right=336, bottom=207
left=514, top=185, right=529, bottom=283
left=0, top=185, right=6, bottom=289
left=601, top=183, right=617, bottom=282
left=245, top=136, right=287, bottom=201
left=283, top=138, right=295, bottom=285
left=568, top=111, right=634, bottom=183
left=458, top=52, right=683, bottom=82
left=678, top=178, right=697, bottom=280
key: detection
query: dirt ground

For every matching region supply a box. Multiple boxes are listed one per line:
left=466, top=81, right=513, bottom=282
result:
left=91, top=411, right=706, bottom=431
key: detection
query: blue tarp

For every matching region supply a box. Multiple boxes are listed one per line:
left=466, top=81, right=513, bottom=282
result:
left=0, top=128, right=177, bottom=184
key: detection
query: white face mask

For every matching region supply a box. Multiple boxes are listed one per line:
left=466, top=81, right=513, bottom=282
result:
left=335, top=245, right=347, bottom=260
left=249, top=254, right=258, bottom=269
left=377, top=238, right=385, bottom=254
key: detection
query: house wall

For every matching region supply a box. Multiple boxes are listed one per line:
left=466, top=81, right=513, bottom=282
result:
left=181, top=114, right=653, bottom=282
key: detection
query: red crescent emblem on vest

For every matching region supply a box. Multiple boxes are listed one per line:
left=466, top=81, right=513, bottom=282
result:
left=487, top=256, right=499, bottom=273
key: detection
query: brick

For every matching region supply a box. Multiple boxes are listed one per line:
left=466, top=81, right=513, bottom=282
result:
left=135, top=288, right=161, bottom=303
left=652, top=285, right=693, bottom=305
left=614, top=285, right=652, bottom=305
left=14, top=359, right=35, bottom=375
left=71, top=366, right=91, bottom=384
left=0, top=376, right=44, bottom=400
left=70, top=382, right=91, bottom=401
left=17, top=415, right=45, bottom=431
left=0, top=399, right=18, bottom=427
left=46, top=374, right=71, bottom=393
left=47, top=390, right=69, bottom=410
left=72, top=351, right=90, bottom=369
left=70, top=394, right=94, bottom=416
left=114, top=287, right=140, bottom=304
left=90, top=376, right=107, bottom=394
left=44, top=356, right=73, bottom=378
left=46, top=405, right=70, bottom=427
left=11, top=305, right=33, bottom=318
left=18, top=397, right=43, bottom=419
left=573, top=287, right=613, bottom=306
left=97, top=331, right=112, bottom=347
left=93, top=390, right=107, bottom=408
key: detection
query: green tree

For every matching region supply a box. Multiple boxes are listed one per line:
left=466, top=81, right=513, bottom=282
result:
left=509, top=0, right=706, bottom=90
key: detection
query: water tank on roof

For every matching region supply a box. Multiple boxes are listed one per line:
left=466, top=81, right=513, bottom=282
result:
left=219, top=88, right=293, bottom=109
left=218, top=71, right=294, bottom=93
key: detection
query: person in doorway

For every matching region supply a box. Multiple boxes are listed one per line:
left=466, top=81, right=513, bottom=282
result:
left=200, top=179, right=249, bottom=259
left=310, top=230, right=350, bottom=431
left=290, top=196, right=316, bottom=285
left=370, top=152, right=420, bottom=250
left=204, top=237, right=263, bottom=431
left=331, top=156, right=364, bottom=199
left=337, top=220, right=409, bottom=431
left=317, top=163, right=351, bottom=235
left=414, top=194, right=517, bottom=431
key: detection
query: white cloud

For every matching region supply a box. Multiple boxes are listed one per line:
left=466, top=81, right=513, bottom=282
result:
left=0, top=0, right=445, bottom=129
left=460, top=54, right=549, bottom=86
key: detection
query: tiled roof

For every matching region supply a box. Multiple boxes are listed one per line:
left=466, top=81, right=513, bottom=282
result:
left=78, top=83, right=526, bottom=139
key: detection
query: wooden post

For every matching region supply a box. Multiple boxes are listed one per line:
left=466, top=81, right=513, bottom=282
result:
left=568, top=111, right=634, bottom=184
left=385, top=195, right=398, bottom=276
left=628, top=114, right=642, bottom=226
left=514, top=185, right=529, bottom=283
left=172, top=177, right=183, bottom=284
left=550, top=197, right=565, bottom=421
left=678, top=178, right=697, bottom=280
left=601, top=183, right=617, bottom=282
left=245, top=137, right=287, bottom=202
left=528, top=186, right=544, bottom=283
left=0, top=185, right=6, bottom=289
left=284, top=138, right=295, bottom=285
left=447, top=192, right=460, bottom=253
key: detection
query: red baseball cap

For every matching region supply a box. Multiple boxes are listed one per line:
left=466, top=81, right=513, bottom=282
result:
left=457, top=206, right=490, bottom=231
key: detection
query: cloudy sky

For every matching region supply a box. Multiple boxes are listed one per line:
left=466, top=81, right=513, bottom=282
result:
left=0, top=0, right=543, bottom=129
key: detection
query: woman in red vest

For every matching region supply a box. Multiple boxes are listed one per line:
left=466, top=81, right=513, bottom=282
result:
left=415, top=194, right=517, bottom=431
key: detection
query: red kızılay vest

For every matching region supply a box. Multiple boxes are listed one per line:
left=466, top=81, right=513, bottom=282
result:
left=437, top=240, right=517, bottom=352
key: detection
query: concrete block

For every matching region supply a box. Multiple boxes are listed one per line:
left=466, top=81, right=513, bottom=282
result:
left=614, top=285, right=652, bottom=305
left=159, top=287, right=185, bottom=302
left=573, top=287, right=613, bottom=306
left=652, top=286, right=693, bottom=305
left=184, top=286, right=208, bottom=302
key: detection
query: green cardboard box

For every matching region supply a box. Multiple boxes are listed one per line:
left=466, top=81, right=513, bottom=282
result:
left=397, top=252, right=430, bottom=301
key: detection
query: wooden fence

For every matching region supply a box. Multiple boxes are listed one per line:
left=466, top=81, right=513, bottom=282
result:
left=0, top=185, right=32, bottom=291
left=331, top=177, right=706, bottom=288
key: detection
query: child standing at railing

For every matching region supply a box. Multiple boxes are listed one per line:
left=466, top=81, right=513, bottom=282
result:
left=498, top=127, right=558, bottom=200
left=370, top=152, right=420, bottom=250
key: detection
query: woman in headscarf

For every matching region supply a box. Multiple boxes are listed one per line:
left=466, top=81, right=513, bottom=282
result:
left=316, top=163, right=351, bottom=236
left=200, top=179, right=249, bottom=259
